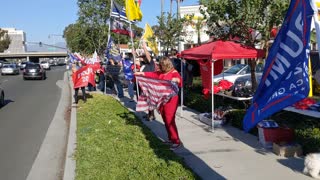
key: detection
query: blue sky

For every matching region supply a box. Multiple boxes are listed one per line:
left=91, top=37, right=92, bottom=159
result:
left=0, top=0, right=199, bottom=44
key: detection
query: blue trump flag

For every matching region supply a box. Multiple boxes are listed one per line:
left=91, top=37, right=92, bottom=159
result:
left=122, top=58, right=134, bottom=80
left=243, top=0, right=314, bottom=132
left=105, top=37, right=122, bottom=62
left=68, top=53, right=80, bottom=63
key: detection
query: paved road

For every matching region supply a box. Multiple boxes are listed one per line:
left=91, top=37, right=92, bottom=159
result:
left=0, top=66, right=66, bottom=180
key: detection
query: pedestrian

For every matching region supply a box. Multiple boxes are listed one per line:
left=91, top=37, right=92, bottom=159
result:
left=185, top=61, right=194, bottom=88
left=97, top=67, right=105, bottom=93
left=106, top=58, right=124, bottom=98
left=122, top=56, right=135, bottom=101
left=131, top=58, right=141, bottom=99
left=72, top=63, right=86, bottom=104
left=139, top=41, right=156, bottom=121
left=134, top=56, right=183, bottom=150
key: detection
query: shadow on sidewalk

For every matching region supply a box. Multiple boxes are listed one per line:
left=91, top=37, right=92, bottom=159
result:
left=277, top=158, right=304, bottom=173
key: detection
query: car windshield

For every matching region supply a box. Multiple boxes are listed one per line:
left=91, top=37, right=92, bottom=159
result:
left=3, top=64, right=15, bottom=68
left=26, top=64, right=41, bottom=69
left=224, top=64, right=247, bottom=74
left=256, top=63, right=264, bottom=73
left=41, top=62, right=47, bottom=64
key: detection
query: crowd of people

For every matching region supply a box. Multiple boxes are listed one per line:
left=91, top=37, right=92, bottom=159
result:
left=70, top=42, right=195, bottom=150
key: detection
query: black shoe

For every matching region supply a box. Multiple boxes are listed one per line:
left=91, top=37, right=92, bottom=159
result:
left=170, top=143, right=183, bottom=150
left=163, top=141, right=172, bottom=145
left=148, top=116, right=155, bottom=121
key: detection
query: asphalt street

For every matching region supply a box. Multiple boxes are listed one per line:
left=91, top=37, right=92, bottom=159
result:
left=0, top=66, right=66, bottom=180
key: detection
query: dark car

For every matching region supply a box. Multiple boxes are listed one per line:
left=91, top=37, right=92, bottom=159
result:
left=231, top=74, right=262, bottom=97
left=23, top=63, right=46, bottom=80
left=20, top=61, right=29, bottom=70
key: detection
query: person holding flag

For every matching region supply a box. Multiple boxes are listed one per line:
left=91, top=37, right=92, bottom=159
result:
left=134, top=56, right=183, bottom=150
left=71, top=62, right=87, bottom=104
left=137, top=41, right=156, bottom=121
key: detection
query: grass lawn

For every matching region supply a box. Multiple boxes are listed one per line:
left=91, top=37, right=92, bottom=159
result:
left=75, top=94, right=199, bottom=180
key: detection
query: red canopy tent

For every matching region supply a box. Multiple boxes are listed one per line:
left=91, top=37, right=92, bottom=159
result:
left=180, top=40, right=265, bottom=131
left=181, top=40, right=265, bottom=60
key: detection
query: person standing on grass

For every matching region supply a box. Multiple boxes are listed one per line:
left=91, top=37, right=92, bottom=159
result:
left=134, top=56, right=183, bottom=150
left=72, top=62, right=86, bottom=104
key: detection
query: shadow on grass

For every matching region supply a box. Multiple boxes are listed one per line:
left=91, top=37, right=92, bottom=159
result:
left=116, top=98, right=226, bottom=180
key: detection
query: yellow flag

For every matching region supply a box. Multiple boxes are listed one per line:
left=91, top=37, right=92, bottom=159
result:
left=143, top=23, right=159, bottom=55
left=125, top=0, right=143, bottom=21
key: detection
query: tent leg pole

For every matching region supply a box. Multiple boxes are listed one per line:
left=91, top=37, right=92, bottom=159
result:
left=211, top=60, right=214, bottom=133
left=180, top=59, right=184, bottom=118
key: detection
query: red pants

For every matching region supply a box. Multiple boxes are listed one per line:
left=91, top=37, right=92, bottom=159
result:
left=160, top=95, right=180, bottom=144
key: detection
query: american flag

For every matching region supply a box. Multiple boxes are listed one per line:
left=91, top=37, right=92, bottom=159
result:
left=136, top=76, right=179, bottom=112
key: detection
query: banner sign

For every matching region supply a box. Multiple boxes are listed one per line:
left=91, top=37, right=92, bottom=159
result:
left=243, top=0, right=314, bottom=132
left=72, top=65, right=96, bottom=89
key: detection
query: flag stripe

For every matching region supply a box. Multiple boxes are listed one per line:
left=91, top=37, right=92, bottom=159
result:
left=111, top=1, right=134, bottom=23
left=136, top=76, right=179, bottom=112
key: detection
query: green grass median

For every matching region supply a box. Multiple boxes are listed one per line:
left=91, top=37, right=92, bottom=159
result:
left=75, top=94, right=199, bottom=180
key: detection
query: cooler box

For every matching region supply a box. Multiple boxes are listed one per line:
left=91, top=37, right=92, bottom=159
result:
left=258, top=127, right=294, bottom=149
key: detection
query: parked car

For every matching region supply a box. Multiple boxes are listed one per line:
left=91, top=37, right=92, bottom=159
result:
left=40, top=61, right=51, bottom=70
left=23, top=63, right=46, bottom=80
left=0, top=60, right=8, bottom=68
left=214, top=63, right=264, bottom=83
left=20, top=62, right=28, bottom=70
left=1, top=64, right=20, bottom=75
left=0, top=86, right=4, bottom=107
left=231, top=73, right=263, bottom=97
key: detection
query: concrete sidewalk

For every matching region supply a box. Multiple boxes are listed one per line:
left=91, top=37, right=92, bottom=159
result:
left=116, top=89, right=312, bottom=180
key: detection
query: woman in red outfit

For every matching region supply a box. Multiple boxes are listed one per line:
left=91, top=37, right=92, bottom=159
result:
left=135, top=56, right=182, bottom=150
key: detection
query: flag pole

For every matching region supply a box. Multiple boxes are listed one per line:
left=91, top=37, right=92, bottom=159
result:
left=127, top=0, right=140, bottom=98
left=105, top=0, right=114, bottom=94
left=180, top=58, right=184, bottom=117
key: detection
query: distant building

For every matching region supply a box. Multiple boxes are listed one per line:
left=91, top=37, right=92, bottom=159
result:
left=179, top=5, right=210, bottom=51
left=2, top=28, right=27, bottom=53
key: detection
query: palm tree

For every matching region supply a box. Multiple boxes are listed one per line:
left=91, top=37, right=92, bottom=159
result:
left=161, top=0, right=164, bottom=15
left=170, top=0, right=173, bottom=15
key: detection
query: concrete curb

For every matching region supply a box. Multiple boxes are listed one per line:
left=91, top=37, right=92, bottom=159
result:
left=27, top=71, right=70, bottom=180
left=63, top=71, right=76, bottom=180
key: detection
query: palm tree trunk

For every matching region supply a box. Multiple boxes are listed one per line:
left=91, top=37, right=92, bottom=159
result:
left=161, top=0, right=164, bottom=16
left=170, top=0, right=173, bottom=15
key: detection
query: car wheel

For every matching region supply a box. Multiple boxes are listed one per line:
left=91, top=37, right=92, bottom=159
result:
left=0, top=92, right=4, bottom=107
left=23, top=77, right=27, bottom=80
